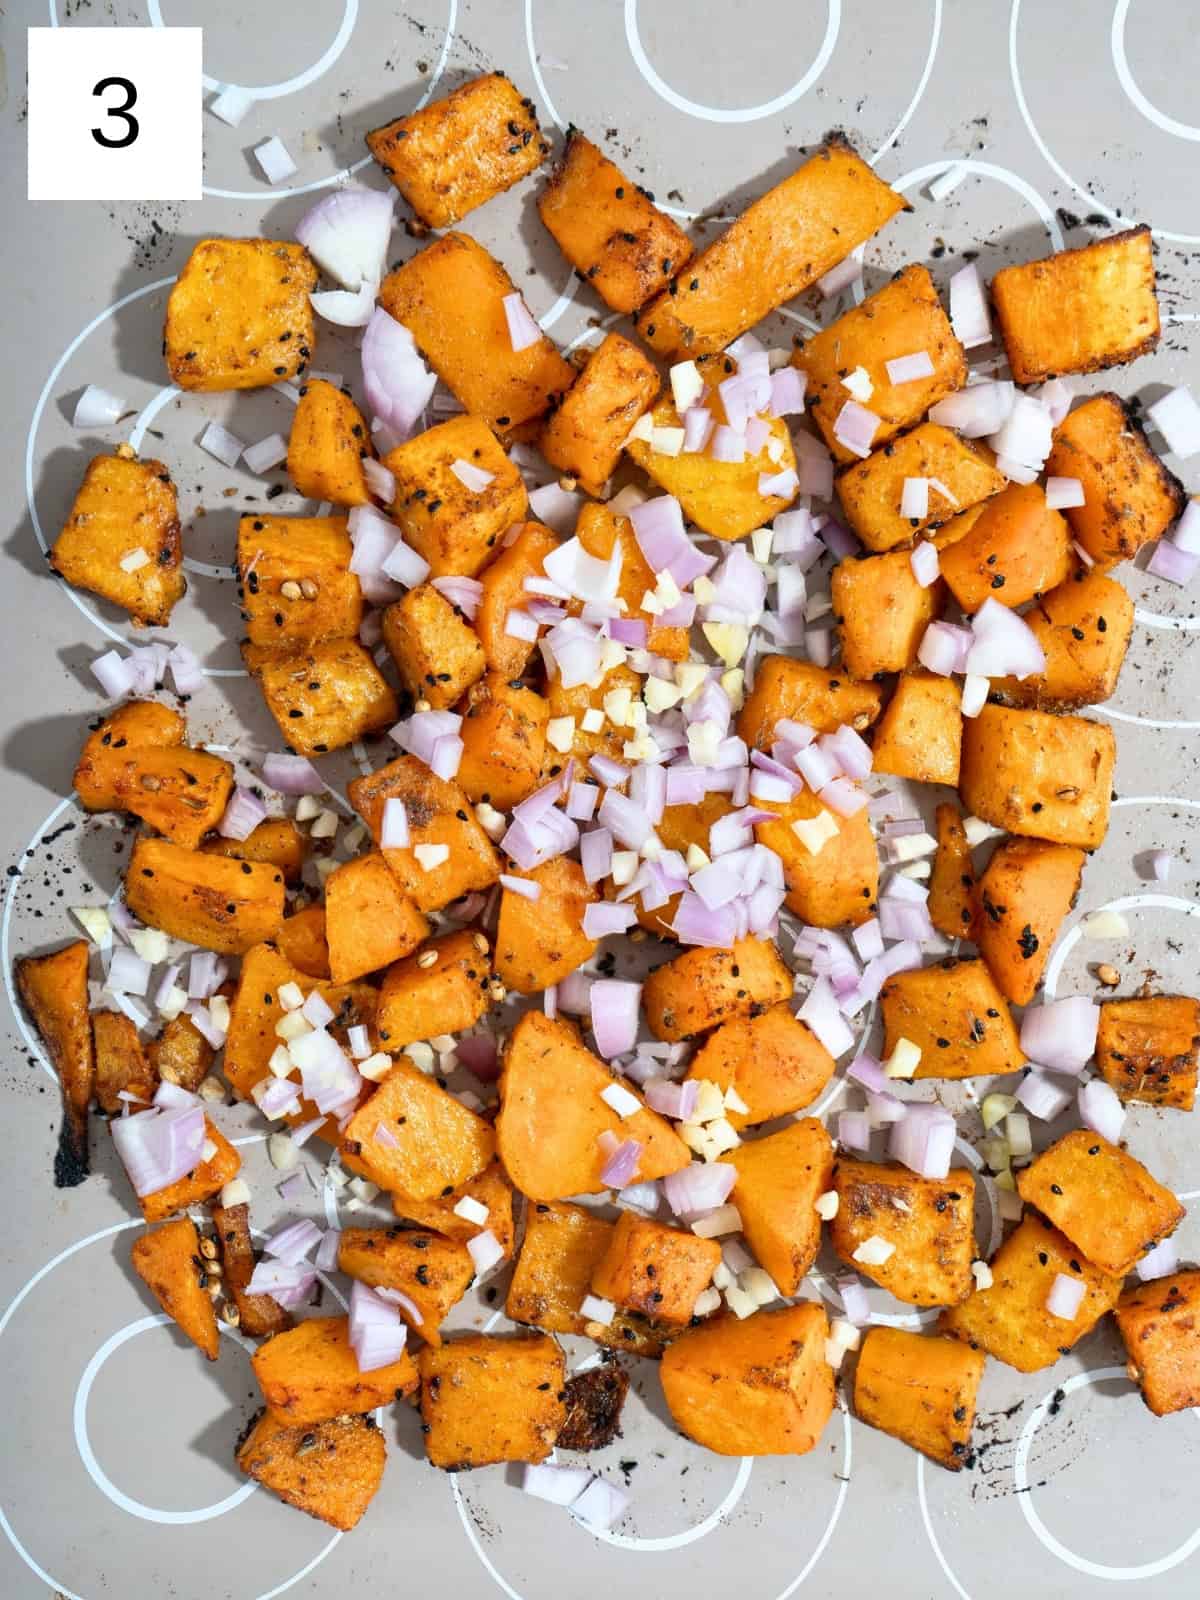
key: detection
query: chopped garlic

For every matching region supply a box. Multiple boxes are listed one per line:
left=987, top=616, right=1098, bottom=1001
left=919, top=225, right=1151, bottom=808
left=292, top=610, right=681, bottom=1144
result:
left=325, top=1162, right=348, bottom=1189
left=601, top=1082, right=642, bottom=1119
left=129, top=926, right=169, bottom=964
left=119, top=547, right=150, bottom=572
left=675, top=661, right=709, bottom=697
left=157, top=985, right=188, bottom=1021
left=268, top=1133, right=298, bottom=1171
left=640, top=834, right=662, bottom=861
left=829, top=1317, right=861, bottom=1352
left=220, top=1178, right=251, bottom=1207
left=623, top=733, right=659, bottom=762
left=475, top=802, right=506, bottom=840
left=981, top=1092, right=1017, bottom=1131
left=198, top=1075, right=226, bottom=1103
left=414, top=843, right=449, bottom=871
left=751, top=527, right=775, bottom=564
left=348, top=1176, right=380, bottom=1204
left=740, top=1267, right=779, bottom=1306
left=72, top=907, right=112, bottom=946
left=268, top=1044, right=294, bottom=1078
left=765, top=434, right=785, bottom=464
left=643, top=676, right=683, bottom=713
left=712, top=1261, right=734, bottom=1291
left=652, top=426, right=686, bottom=457
left=705, top=1118, right=741, bottom=1156
left=815, top=1190, right=839, bottom=1220
left=342, top=823, right=367, bottom=852
left=201, top=1138, right=218, bottom=1162
left=403, top=1041, right=436, bottom=1072
left=692, top=1080, right=726, bottom=1123
left=453, top=1195, right=489, bottom=1226
left=278, top=981, right=305, bottom=1012
left=691, top=575, right=717, bottom=605
left=853, top=1235, right=896, bottom=1266
left=692, top=1204, right=743, bottom=1238
left=898, top=860, right=931, bottom=880
left=546, top=716, right=575, bottom=753
left=669, top=360, right=704, bottom=413
left=825, top=1338, right=849, bottom=1370
left=842, top=366, right=874, bottom=401
left=1082, top=910, right=1131, bottom=940
left=580, top=1293, right=614, bottom=1325
left=1005, top=1110, right=1033, bottom=1158
left=724, top=1285, right=757, bottom=1320
left=971, top=1259, right=993, bottom=1291
left=640, top=588, right=663, bottom=616
left=791, top=811, right=840, bottom=855
left=603, top=685, right=634, bottom=726
left=963, top=814, right=1004, bottom=848
left=724, top=1085, right=749, bottom=1115
left=209, top=995, right=231, bottom=1032
left=685, top=843, right=710, bottom=871
left=888, top=831, right=938, bottom=862
left=624, top=413, right=654, bottom=446
left=981, top=1136, right=1010, bottom=1172
left=692, top=1287, right=722, bottom=1317
left=313, top=856, right=337, bottom=881
left=686, top=719, right=722, bottom=766
left=720, top=668, right=745, bottom=710
left=309, top=808, right=338, bottom=839
left=680, top=1122, right=717, bottom=1160
left=883, top=1037, right=922, bottom=1080
left=295, top=795, right=322, bottom=822
left=580, top=706, right=606, bottom=733
left=702, top=622, right=749, bottom=668
left=275, top=1011, right=310, bottom=1042
left=610, top=850, right=638, bottom=887
left=359, top=1051, right=394, bottom=1081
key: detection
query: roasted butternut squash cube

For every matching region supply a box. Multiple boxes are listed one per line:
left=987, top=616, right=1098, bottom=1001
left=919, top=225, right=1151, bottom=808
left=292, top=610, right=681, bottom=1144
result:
left=591, top=1212, right=721, bottom=1328
left=237, top=1410, right=385, bottom=1531
left=831, top=1160, right=975, bottom=1307
left=92, top=1010, right=157, bottom=1113
left=324, top=853, right=428, bottom=985
left=959, top=704, right=1115, bottom=850
left=418, top=1333, right=565, bottom=1470
left=141, top=1120, right=240, bottom=1222
left=614, top=792, right=732, bottom=937
left=1016, top=1131, right=1183, bottom=1277
left=738, top=655, right=884, bottom=748
left=990, top=571, right=1135, bottom=712
left=392, top=1160, right=515, bottom=1258
left=498, top=1011, right=689, bottom=1200
left=539, top=333, right=661, bottom=496
left=1115, top=1272, right=1200, bottom=1416
left=287, top=378, right=373, bottom=506
left=132, top=1218, right=219, bottom=1359
left=348, top=755, right=501, bottom=913
left=575, top=500, right=687, bottom=660
left=384, top=414, right=528, bottom=578
left=794, top=266, right=966, bottom=464
left=720, top=1118, right=834, bottom=1295
left=639, top=136, right=906, bottom=359
left=1044, top=391, right=1185, bottom=568
left=211, top=1202, right=293, bottom=1339
left=940, top=1214, right=1122, bottom=1373
left=165, top=237, right=317, bottom=391
left=495, top=857, right=596, bottom=995
left=1097, top=996, right=1200, bottom=1111
left=837, top=423, right=1006, bottom=552
left=660, top=1303, right=834, bottom=1455
left=871, top=671, right=962, bottom=786
left=537, top=130, right=694, bottom=314
left=341, top=1057, right=494, bottom=1199
left=928, top=803, right=975, bottom=940
left=626, top=400, right=796, bottom=540
left=381, top=584, right=485, bottom=710
left=686, top=1004, right=834, bottom=1129
left=203, top=818, right=308, bottom=884
left=974, top=839, right=1085, bottom=1005
left=125, top=836, right=285, bottom=955
left=990, top=225, right=1159, bottom=385
left=505, top=1200, right=665, bottom=1357
left=854, top=1329, right=985, bottom=1470
left=755, top=789, right=878, bottom=927
left=457, top=674, right=548, bottom=809
left=51, top=452, right=184, bottom=626
left=377, top=928, right=492, bottom=1049
left=643, top=937, right=793, bottom=1042
left=881, top=958, right=1022, bottom=1079
left=74, top=703, right=233, bottom=848
left=833, top=550, right=943, bottom=679
left=367, top=72, right=547, bottom=228
left=274, top=906, right=331, bottom=979
left=244, top=638, right=398, bottom=757
left=937, top=483, right=1073, bottom=613
left=337, top=1229, right=474, bottom=1348
left=148, top=1011, right=215, bottom=1091
left=379, top=233, right=574, bottom=431
left=237, top=515, right=362, bottom=650
left=542, top=662, right=644, bottom=770
left=475, top=521, right=561, bottom=678
left=252, top=1315, right=417, bottom=1426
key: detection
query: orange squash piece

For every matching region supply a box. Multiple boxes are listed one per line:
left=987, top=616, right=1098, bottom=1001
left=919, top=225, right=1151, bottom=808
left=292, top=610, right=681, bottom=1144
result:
left=927, top=803, right=976, bottom=941
left=495, top=857, right=596, bottom=995
left=1115, top=1272, right=1200, bottom=1416
left=937, top=482, right=1073, bottom=613
left=341, top=1058, right=495, bottom=1199
left=720, top=1118, right=834, bottom=1296
left=337, top=1229, right=474, bottom=1348
left=140, top=1120, right=241, bottom=1223
left=642, top=937, right=793, bottom=1042
left=324, top=853, right=429, bottom=984
left=251, top=1315, right=417, bottom=1426
left=211, top=1202, right=293, bottom=1339
left=1096, top=996, right=1200, bottom=1111
left=833, top=548, right=944, bottom=679
left=880, top=958, right=1023, bottom=1079
left=237, top=514, right=363, bottom=650
left=590, top=1212, right=721, bottom=1327
left=539, top=332, right=661, bottom=496
left=274, top=907, right=331, bottom=979
left=74, top=703, right=233, bottom=848
left=381, top=584, right=486, bottom=710
left=974, top=838, right=1085, bottom=1005
left=854, top=1329, right=985, bottom=1470
left=685, top=1004, right=834, bottom=1129
left=377, top=928, right=492, bottom=1048
left=456, top=674, right=549, bottom=809
left=92, top=1010, right=157, bottom=1113
left=836, top=423, right=1006, bottom=552
left=125, top=836, right=285, bottom=956
left=754, top=791, right=879, bottom=928
left=870, top=671, right=963, bottom=787
left=960, top=703, right=1115, bottom=850
left=830, top=1160, right=975, bottom=1307
left=203, top=819, right=308, bottom=884
left=286, top=378, right=374, bottom=506
left=237, top=1410, right=385, bottom=1530
left=737, top=655, right=883, bottom=748
left=392, top=1160, right=515, bottom=1258
left=131, top=1217, right=220, bottom=1359
left=51, top=452, right=185, bottom=626
left=475, top=521, right=561, bottom=679
left=418, top=1333, right=566, bottom=1470
left=15, top=940, right=94, bottom=1186
left=990, top=571, right=1135, bottom=712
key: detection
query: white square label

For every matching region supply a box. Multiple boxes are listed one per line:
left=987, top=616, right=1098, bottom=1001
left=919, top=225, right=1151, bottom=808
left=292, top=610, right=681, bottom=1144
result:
left=28, top=27, right=203, bottom=201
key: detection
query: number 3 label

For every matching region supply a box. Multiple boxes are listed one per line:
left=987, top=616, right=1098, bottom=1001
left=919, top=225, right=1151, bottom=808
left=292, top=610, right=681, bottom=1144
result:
left=28, top=27, right=202, bottom=200
left=92, top=77, right=140, bottom=150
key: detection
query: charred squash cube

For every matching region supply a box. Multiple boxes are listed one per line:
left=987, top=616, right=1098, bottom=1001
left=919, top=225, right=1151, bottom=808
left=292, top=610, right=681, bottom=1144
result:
left=202, top=818, right=309, bottom=885
left=830, top=1159, right=975, bottom=1307
left=590, top=1212, right=721, bottom=1328
left=251, top=1315, right=417, bottom=1426
left=324, top=853, right=428, bottom=985
left=51, top=452, right=184, bottom=626
left=1016, top=1130, right=1184, bottom=1277
left=1115, top=1272, right=1200, bottom=1416
left=1045, top=392, right=1185, bottom=569
left=340, top=1057, right=494, bottom=1198
left=149, top=1011, right=216, bottom=1092
left=642, top=937, right=793, bottom=1041
left=990, top=571, right=1135, bottom=712
left=880, top=958, right=1023, bottom=1079
left=990, top=225, right=1160, bottom=386
left=719, top=1117, right=834, bottom=1295
left=537, top=129, right=694, bottom=315
left=1097, top=995, right=1200, bottom=1111
left=854, top=1328, right=985, bottom=1470
left=832, top=549, right=944, bottom=679
left=928, top=803, right=975, bottom=940
left=286, top=379, right=374, bottom=507
left=379, top=233, right=575, bottom=431
left=793, top=266, right=966, bottom=464
left=836, top=423, right=1006, bottom=553
left=16, top=941, right=93, bottom=1186
left=164, top=237, right=317, bottom=391
left=211, top=1201, right=293, bottom=1339
left=505, top=1200, right=665, bottom=1357
left=539, top=332, right=661, bottom=497
left=381, top=583, right=486, bottom=709
left=937, top=482, right=1073, bottom=613
left=384, top=414, right=528, bottom=578
left=940, top=1213, right=1122, bottom=1373
left=243, top=638, right=398, bottom=757
left=238, top=514, right=362, bottom=650
left=737, top=655, right=884, bottom=747
left=132, top=1218, right=219, bottom=1359
left=376, top=928, right=493, bottom=1049
left=418, top=1333, right=566, bottom=1470
left=74, top=701, right=233, bottom=849
left=124, top=836, right=286, bottom=955
left=457, top=673, right=549, bottom=809
left=626, top=400, right=796, bottom=540
left=337, top=1228, right=474, bottom=1347
left=639, top=136, right=906, bottom=360
left=870, top=671, right=962, bottom=786
left=367, top=72, right=548, bottom=228
left=92, top=1010, right=157, bottom=1114
left=973, top=838, right=1085, bottom=1006
left=959, top=704, right=1115, bottom=850
left=237, top=1411, right=385, bottom=1531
